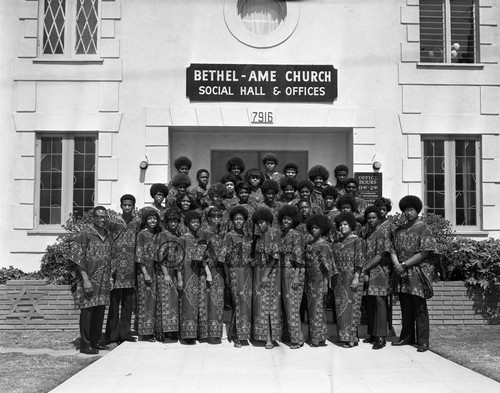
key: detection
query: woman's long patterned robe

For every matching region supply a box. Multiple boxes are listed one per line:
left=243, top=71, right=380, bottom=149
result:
left=332, top=234, right=365, bottom=342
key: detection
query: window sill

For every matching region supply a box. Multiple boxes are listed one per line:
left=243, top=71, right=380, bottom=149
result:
left=33, top=58, right=104, bottom=65
left=455, top=230, right=489, bottom=238
left=416, top=62, right=485, bottom=70
left=27, top=228, right=67, bottom=236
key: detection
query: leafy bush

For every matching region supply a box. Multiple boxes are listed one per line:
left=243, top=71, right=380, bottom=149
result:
left=0, top=266, right=41, bottom=285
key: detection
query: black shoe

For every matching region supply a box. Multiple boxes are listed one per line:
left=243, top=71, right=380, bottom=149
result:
left=80, top=346, right=99, bottom=355
left=417, top=343, right=429, bottom=352
left=207, top=337, right=221, bottom=345
left=342, top=341, right=359, bottom=348
left=183, top=338, right=196, bottom=345
left=121, top=336, right=137, bottom=343
left=372, top=337, right=386, bottom=350
left=391, top=337, right=414, bottom=346
left=92, top=343, right=109, bottom=350
left=363, top=336, right=376, bottom=344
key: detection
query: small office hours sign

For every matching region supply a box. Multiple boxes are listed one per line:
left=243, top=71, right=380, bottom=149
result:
left=354, top=172, right=382, bottom=206
left=186, top=64, right=337, bottom=103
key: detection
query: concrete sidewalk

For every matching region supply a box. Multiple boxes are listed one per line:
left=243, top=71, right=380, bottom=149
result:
left=51, top=329, right=500, bottom=393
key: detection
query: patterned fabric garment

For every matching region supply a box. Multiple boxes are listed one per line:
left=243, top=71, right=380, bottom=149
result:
left=305, top=237, right=336, bottom=345
left=280, top=228, right=305, bottom=345
left=135, top=229, right=160, bottom=335
left=108, top=215, right=141, bottom=289
left=223, top=194, right=240, bottom=211
left=179, top=230, right=210, bottom=340
left=363, top=224, right=392, bottom=296
left=332, top=234, right=365, bottom=342
left=311, top=189, right=325, bottom=210
left=248, top=188, right=264, bottom=206
left=155, top=231, right=184, bottom=333
left=190, top=186, right=210, bottom=209
left=204, top=225, right=226, bottom=338
left=252, top=228, right=282, bottom=342
left=220, top=230, right=253, bottom=341
left=392, top=221, right=438, bottom=299
left=68, top=225, right=113, bottom=310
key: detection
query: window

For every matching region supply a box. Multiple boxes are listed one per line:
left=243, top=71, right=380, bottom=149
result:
left=238, top=0, right=287, bottom=35
left=423, top=138, right=480, bottom=229
left=37, top=135, right=97, bottom=227
left=419, top=0, right=477, bottom=63
left=40, top=0, right=100, bottom=58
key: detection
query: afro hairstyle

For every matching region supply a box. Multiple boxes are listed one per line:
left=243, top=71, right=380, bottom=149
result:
left=235, top=181, right=252, bottom=193
left=252, top=207, right=274, bottom=225
left=322, top=185, right=339, bottom=199
left=208, top=183, right=226, bottom=199
left=140, top=208, right=161, bottom=233
left=399, top=195, right=423, bottom=214
left=334, top=212, right=357, bottom=231
left=150, top=183, right=169, bottom=198
left=308, top=165, right=330, bottom=182
left=183, top=210, right=201, bottom=226
left=244, top=168, right=265, bottom=185
left=277, top=205, right=301, bottom=228
left=334, top=164, right=349, bottom=176
left=364, top=205, right=382, bottom=221
left=120, top=194, right=136, bottom=205
left=205, top=206, right=223, bottom=219
left=344, top=177, right=359, bottom=188
left=176, top=193, right=196, bottom=209
left=336, top=194, right=358, bottom=211
left=305, top=214, right=331, bottom=236
left=173, top=156, right=192, bottom=170
left=280, top=177, right=298, bottom=191
left=374, top=197, right=393, bottom=213
left=226, top=156, right=245, bottom=173
left=283, top=162, right=299, bottom=174
left=172, top=173, right=192, bottom=188
left=261, top=152, right=278, bottom=164
left=230, top=205, right=249, bottom=221
left=196, top=168, right=209, bottom=179
left=220, top=173, right=239, bottom=185
left=260, top=179, right=280, bottom=194
left=296, top=179, right=314, bottom=192
left=164, top=208, right=181, bottom=223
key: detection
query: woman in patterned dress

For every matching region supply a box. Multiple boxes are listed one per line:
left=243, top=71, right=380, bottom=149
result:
left=304, top=214, right=337, bottom=347
left=332, top=212, right=365, bottom=348
left=203, top=207, right=226, bottom=344
left=251, top=207, right=281, bottom=349
left=362, top=206, right=392, bottom=350
left=219, top=206, right=253, bottom=348
left=391, top=195, right=437, bottom=353
left=245, top=168, right=265, bottom=206
left=135, top=209, right=162, bottom=342
left=155, top=209, right=184, bottom=342
left=278, top=205, right=305, bottom=349
left=178, top=210, right=210, bottom=344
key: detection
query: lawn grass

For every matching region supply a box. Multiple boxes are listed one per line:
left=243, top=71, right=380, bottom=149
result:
left=430, top=325, right=500, bottom=382
left=0, top=353, right=97, bottom=393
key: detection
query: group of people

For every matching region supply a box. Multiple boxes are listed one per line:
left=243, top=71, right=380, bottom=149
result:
left=68, top=153, right=438, bottom=355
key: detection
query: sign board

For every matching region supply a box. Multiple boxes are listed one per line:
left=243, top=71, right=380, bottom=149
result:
left=186, top=64, right=337, bottom=103
left=354, top=172, right=382, bottom=206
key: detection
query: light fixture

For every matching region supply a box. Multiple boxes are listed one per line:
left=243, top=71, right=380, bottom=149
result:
left=140, top=156, right=149, bottom=170
left=372, top=161, right=381, bottom=170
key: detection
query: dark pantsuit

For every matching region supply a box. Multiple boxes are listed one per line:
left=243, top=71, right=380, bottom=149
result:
left=398, top=293, right=429, bottom=345
left=80, top=305, right=106, bottom=349
left=105, top=287, right=134, bottom=343
left=365, top=295, right=387, bottom=338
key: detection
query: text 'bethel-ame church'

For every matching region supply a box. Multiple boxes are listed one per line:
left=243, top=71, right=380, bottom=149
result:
left=1, top=0, right=499, bottom=271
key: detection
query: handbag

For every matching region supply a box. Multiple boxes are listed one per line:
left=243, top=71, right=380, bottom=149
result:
left=416, top=265, right=434, bottom=299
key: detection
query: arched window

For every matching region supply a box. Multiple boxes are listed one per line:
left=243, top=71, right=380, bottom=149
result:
left=237, top=0, right=287, bottom=35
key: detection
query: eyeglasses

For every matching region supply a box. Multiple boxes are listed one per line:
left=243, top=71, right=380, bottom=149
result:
left=93, top=216, right=108, bottom=221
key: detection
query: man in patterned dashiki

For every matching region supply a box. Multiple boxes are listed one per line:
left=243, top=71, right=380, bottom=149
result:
left=68, top=206, right=113, bottom=355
